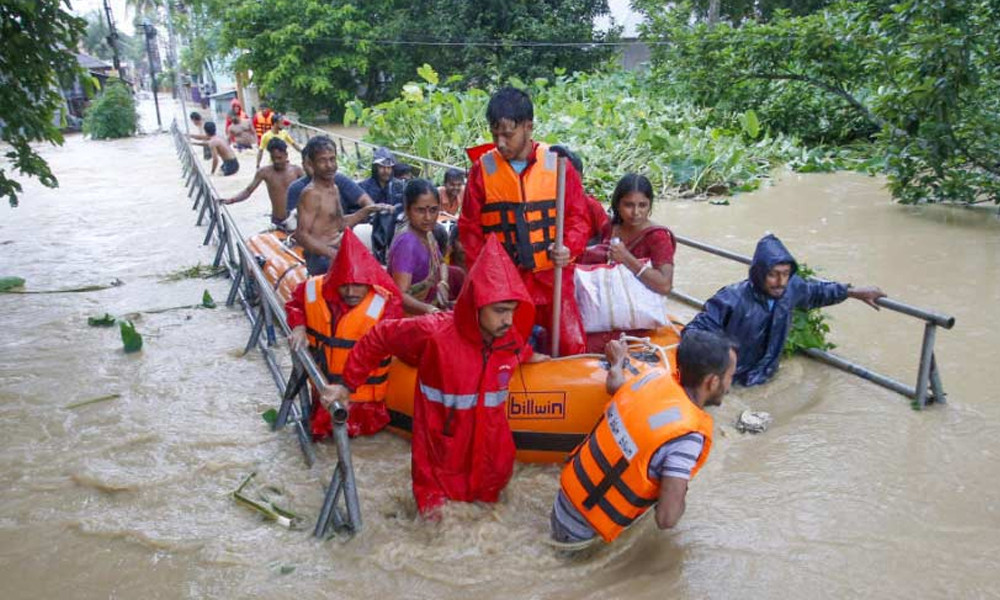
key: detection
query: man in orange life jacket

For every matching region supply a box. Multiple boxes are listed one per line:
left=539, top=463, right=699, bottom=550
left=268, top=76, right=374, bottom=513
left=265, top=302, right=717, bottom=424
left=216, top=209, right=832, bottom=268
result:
left=286, top=228, right=404, bottom=438
left=458, top=87, right=590, bottom=356
left=550, top=330, right=737, bottom=544
left=321, top=237, right=549, bottom=515
left=252, top=103, right=274, bottom=144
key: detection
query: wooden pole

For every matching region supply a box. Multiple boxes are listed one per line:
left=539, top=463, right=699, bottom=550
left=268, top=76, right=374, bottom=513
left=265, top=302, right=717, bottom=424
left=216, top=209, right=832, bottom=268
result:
left=551, top=156, right=567, bottom=357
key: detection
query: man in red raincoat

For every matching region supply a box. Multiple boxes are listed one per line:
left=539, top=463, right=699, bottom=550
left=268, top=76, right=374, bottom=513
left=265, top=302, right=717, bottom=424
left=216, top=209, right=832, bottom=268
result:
left=286, top=229, right=404, bottom=438
left=458, top=87, right=590, bottom=356
left=322, top=237, right=547, bottom=514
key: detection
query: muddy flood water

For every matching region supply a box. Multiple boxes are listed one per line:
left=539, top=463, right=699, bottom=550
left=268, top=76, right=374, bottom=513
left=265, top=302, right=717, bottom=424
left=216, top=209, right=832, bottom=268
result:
left=2, top=108, right=999, bottom=599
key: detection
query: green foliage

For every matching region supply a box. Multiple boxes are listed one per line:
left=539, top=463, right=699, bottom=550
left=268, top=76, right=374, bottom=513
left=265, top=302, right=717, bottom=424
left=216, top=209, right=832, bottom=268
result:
left=367, top=0, right=617, bottom=98
left=220, top=0, right=374, bottom=116
left=82, top=10, right=143, bottom=64
left=783, top=263, right=835, bottom=356
left=83, top=82, right=139, bottom=139
left=1, top=0, right=87, bottom=207
left=184, top=0, right=615, bottom=113
left=201, top=289, right=217, bottom=309
left=261, top=408, right=278, bottom=425
left=640, top=0, right=1000, bottom=204
left=349, top=67, right=805, bottom=200
left=87, top=313, right=117, bottom=327
left=119, top=320, right=143, bottom=353
left=0, top=277, right=26, bottom=291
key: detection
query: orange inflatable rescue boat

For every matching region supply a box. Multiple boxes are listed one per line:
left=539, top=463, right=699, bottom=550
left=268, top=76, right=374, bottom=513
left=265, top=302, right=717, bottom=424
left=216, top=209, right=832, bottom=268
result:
left=246, top=229, right=683, bottom=463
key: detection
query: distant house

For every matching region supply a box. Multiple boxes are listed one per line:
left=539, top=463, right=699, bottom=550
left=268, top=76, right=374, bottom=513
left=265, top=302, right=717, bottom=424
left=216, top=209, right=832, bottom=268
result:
left=58, top=52, right=120, bottom=129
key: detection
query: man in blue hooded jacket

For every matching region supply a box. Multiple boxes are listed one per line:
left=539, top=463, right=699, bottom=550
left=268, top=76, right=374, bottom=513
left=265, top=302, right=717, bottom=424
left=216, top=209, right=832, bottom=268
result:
left=684, top=234, right=885, bottom=386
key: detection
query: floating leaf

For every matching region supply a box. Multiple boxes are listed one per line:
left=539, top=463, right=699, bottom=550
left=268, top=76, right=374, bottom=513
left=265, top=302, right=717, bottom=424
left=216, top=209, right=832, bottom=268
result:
left=0, top=276, right=26, bottom=291
left=119, top=320, right=143, bottom=353
left=261, top=408, right=278, bottom=425
left=279, top=565, right=296, bottom=575
left=202, top=289, right=217, bottom=309
left=65, top=393, right=121, bottom=409
left=88, top=313, right=117, bottom=327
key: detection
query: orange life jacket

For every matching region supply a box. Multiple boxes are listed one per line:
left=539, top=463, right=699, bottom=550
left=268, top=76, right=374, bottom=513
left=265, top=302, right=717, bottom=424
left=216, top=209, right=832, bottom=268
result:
left=303, top=276, right=391, bottom=403
left=559, top=369, right=714, bottom=542
left=479, top=144, right=558, bottom=272
left=253, top=110, right=273, bottom=141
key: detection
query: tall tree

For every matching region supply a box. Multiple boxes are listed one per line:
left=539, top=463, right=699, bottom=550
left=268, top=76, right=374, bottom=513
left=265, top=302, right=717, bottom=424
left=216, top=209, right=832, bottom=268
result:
left=641, top=0, right=1000, bottom=204
left=1, top=0, right=86, bottom=207
left=220, top=0, right=374, bottom=117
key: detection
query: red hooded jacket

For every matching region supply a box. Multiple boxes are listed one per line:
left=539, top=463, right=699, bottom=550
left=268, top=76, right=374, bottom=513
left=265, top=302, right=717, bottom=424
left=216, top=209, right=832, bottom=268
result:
left=458, top=141, right=588, bottom=356
left=286, top=229, right=403, bottom=437
left=342, top=237, right=535, bottom=514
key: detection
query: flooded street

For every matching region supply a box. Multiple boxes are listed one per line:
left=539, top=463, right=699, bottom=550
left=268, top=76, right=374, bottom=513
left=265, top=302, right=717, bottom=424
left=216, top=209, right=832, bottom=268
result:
left=2, top=106, right=999, bottom=599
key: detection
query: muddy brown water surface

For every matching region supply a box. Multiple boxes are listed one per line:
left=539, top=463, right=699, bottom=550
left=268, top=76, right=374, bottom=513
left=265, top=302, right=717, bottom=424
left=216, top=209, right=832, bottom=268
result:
left=2, top=113, right=999, bottom=599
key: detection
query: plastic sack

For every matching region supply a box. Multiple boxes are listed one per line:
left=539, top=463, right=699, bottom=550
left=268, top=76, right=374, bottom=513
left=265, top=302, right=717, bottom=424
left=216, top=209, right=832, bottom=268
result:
left=574, top=262, right=669, bottom=333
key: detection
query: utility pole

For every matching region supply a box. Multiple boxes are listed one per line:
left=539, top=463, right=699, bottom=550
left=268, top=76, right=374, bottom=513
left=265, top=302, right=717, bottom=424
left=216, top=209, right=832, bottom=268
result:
left=163, top=0, right=190, bottom=134
left=142, top=20, right=162, bottom=129
left=102, top=0, right=122, bottom=74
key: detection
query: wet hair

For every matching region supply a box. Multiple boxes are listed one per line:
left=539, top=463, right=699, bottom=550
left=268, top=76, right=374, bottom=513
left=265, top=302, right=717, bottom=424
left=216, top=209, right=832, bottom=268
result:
left=678, top=330, right=739, bottom=389
left=550, top=145, right=584, bottom=176
left=271, top=113, right=283, bottom=127
left=189, top=111, right=202, bottom=121
left=393, top=163, right=414, bottom=178
left=266, top=138, right=288, bottom=153
left=302, top=135, right=337, bottom=161
left=486, top=87, right=533, bottom=127
left=610, top=173, right=654, bottom=224
left=443, top=167, right=465, bottom=184
left=203, top=121, right=217, bottom=136
left=403, top=178, right=439, bottom=210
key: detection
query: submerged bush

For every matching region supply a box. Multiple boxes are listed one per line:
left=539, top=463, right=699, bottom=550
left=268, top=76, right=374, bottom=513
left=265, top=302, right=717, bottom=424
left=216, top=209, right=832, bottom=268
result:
left=83, top=81, right=139, bottom=139
left=347, top=66, right=804, bottom=201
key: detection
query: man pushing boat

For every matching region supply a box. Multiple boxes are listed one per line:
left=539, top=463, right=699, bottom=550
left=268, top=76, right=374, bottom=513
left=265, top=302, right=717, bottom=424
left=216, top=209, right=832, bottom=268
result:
left=321, top=237, right=549, bottom=515
left=221, top=138, right=304, bottom=231
left=286, top=228, right=404, bottom=438
left=550, top=330, right=737, bottom=546
left=295, top=136, right=393, bottom=275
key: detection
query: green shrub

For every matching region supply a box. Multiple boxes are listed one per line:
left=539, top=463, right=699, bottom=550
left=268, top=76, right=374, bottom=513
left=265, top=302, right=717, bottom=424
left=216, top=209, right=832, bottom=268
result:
left=83, top=81, right=139, bottom=139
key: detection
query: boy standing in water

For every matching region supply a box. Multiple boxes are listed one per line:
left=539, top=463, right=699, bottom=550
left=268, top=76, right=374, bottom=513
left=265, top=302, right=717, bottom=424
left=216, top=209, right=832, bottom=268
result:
left=189, top=121, right=240, bottom=176
left=221, top=139, right=304, bottom=230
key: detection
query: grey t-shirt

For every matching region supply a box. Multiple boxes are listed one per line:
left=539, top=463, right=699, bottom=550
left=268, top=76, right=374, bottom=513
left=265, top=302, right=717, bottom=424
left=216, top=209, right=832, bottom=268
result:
left=550, top=432, right=705, bottom=543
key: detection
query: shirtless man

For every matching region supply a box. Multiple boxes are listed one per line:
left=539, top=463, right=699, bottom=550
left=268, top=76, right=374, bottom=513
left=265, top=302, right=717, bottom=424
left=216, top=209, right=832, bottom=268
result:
left=221, top=139, right=304, bottom=230
left=295, top=136, right=392, bottom=275
left=189, top=121, right=240, bottom=176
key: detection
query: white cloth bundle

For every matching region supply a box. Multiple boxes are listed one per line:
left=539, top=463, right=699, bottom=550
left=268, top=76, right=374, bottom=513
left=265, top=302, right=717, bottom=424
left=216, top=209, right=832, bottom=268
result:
left=574, top=262, right=669, bottom=332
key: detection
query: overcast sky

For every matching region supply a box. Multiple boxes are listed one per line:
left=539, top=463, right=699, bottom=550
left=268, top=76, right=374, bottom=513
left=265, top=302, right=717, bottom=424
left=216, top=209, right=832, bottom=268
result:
left=72, top=0, right=646, bottom=40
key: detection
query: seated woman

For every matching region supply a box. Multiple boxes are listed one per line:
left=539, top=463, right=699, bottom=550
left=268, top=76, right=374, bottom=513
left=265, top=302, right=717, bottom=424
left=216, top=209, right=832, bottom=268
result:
left=387, top=179, right=465, bottom=315
left=579, top=173, right=676, bottom=352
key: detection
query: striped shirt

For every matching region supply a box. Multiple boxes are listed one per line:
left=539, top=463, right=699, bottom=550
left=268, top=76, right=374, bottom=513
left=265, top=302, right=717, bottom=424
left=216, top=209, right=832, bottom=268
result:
left=550, top=433, right=705, bottom=543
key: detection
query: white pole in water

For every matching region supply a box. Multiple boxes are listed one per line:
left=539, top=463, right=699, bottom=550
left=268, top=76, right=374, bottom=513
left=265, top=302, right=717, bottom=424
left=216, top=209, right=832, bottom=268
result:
left=551, top=155, right=567, bottom=358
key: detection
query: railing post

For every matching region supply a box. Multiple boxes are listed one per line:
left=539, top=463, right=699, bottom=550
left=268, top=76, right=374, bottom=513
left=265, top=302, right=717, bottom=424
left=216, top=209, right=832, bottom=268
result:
left=929, top=354, right=947, bottom=405
left=226, top=264, right=244, bottom=307
left=913, top=322, right=937, bottom=409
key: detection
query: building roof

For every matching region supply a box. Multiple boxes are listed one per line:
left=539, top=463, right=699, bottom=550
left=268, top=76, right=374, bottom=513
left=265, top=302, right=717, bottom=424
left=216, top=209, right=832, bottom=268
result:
left=75, top=52, right=113, bottom=70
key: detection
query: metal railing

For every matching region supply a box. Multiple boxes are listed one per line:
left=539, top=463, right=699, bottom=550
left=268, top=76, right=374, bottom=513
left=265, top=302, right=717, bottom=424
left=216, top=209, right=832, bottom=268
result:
left=281, top=121, right=955, bottom=408
left=170, top=122, right=362, bottom=538
left=670, top=234, right=954, bottom=409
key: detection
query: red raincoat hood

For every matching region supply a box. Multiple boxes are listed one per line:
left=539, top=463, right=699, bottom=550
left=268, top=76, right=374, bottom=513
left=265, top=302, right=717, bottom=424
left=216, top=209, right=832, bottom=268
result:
left=322, top=229, right=403, bottom=314
left=453, top=236, right=535, bottom=347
